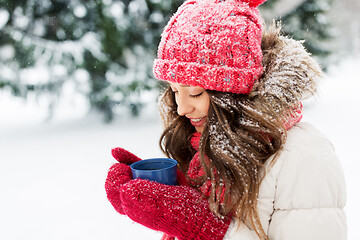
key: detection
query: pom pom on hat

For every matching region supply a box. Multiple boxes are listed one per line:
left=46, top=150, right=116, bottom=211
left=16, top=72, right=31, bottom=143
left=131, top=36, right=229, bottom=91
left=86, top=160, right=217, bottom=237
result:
left=217, top=0, right=266, bottom=8
left=238, top=0, right=266, bottom=8
left=153, top=0, right=265, bottom=94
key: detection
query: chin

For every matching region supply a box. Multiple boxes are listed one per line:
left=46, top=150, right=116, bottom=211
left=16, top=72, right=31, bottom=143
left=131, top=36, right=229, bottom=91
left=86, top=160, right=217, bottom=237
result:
left=195, top=126, right=204, bottom=133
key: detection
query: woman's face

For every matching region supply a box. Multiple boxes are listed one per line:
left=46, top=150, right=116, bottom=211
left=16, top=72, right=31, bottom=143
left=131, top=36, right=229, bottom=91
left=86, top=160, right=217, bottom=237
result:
left=168, top=82, right=210, bottom=133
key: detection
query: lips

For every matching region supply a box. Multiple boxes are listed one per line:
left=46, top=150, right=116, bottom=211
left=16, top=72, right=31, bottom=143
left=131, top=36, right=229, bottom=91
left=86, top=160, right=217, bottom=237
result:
left=189, top=116, right=207, bottom=127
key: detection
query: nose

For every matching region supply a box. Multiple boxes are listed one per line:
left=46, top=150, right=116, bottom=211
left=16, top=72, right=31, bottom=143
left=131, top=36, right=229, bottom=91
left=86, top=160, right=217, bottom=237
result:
left=176, top=95, right=194, bottom=116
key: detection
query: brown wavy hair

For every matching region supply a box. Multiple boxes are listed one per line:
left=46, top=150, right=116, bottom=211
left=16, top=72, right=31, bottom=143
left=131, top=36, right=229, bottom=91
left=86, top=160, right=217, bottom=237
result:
left=158, top=23, right=319, bottom=239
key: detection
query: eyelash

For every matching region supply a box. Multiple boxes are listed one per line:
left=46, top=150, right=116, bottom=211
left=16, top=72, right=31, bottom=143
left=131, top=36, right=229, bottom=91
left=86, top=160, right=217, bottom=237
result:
left=171, top=89, right=203, bottom=98
left=190, top=92, right=203, bottom=98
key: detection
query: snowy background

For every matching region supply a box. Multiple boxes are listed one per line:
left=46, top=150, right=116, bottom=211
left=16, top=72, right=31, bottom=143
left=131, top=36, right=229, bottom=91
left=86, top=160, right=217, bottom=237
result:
left=1, top=54, right=359, bottom=239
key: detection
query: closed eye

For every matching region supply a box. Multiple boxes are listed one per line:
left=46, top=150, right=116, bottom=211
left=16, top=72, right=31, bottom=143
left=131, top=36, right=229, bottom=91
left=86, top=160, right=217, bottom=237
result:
left=190, top=92, right=204, bottom=98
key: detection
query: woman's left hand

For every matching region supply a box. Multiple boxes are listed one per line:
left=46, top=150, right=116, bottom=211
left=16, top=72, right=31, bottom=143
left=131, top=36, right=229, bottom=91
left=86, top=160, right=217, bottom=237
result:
left=120, top=179, right=231, bottom=240
left=105, top=147, right=142, bottom=214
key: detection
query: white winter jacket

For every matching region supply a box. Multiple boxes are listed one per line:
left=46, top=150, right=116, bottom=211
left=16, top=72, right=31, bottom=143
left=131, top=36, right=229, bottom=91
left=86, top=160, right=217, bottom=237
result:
left=223, top=122, right=347, bottom=240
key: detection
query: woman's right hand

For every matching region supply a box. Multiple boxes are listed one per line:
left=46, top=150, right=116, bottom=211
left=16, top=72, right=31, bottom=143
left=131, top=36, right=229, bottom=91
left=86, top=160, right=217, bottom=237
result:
left=105, top=148, right=141, bottom=214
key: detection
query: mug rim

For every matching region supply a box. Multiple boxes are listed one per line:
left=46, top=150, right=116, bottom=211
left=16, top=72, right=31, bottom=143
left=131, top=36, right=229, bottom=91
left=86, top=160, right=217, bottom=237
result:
left=130, top=158, right=177, bottom=172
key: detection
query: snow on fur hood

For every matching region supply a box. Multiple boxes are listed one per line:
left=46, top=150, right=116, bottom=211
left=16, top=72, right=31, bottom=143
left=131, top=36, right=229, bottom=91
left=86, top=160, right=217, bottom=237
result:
left=248, top=24, right=322, bottom=117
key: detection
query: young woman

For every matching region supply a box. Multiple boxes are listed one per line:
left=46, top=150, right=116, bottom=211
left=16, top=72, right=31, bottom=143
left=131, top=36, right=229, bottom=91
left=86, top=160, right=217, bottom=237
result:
left=105, top=0, right=347, bottom=239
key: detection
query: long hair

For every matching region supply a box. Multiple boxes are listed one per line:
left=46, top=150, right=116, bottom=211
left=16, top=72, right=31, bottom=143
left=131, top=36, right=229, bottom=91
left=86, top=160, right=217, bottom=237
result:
left=159, top=87, right=284, bottom=238
left=158, top=23, right=320, bottom=239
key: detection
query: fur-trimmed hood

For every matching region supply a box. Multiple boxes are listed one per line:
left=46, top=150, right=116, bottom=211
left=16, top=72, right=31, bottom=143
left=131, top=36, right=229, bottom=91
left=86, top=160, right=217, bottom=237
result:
left=249, top=24, right=322, bottom=118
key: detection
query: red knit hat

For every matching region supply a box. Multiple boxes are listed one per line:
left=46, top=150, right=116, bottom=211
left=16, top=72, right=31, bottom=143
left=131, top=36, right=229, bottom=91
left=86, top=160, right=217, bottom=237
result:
left=153, top=0, right=266, bottom=94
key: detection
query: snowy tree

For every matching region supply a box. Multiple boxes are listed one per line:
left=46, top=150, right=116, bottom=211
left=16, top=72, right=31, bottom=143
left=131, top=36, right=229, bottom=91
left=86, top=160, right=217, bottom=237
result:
left=0, top=0, right=183, bottom=121
left=0, top=0, right=334, bottom=121
left=260, top=0, right=335, bottom=67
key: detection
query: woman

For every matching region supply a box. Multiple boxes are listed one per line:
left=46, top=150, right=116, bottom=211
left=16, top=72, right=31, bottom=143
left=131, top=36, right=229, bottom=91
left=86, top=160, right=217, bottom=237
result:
left=105, top=0, right=347, bottom=239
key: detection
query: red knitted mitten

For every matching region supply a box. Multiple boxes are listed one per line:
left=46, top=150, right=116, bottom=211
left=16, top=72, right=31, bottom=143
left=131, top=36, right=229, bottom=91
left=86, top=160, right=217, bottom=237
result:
left=111, top=147, right=142, bottom=165
left=161, top=234, right=175, bottom=240
left=105, top=148, right=141, bottom=214
left=120, top=179, right=231, bottom=240
left=106, top=148, right=188, bottom=216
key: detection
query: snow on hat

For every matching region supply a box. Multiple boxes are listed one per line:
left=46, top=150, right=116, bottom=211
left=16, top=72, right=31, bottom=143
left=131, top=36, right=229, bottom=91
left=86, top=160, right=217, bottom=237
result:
left=153, top=0, right=266, bottom=94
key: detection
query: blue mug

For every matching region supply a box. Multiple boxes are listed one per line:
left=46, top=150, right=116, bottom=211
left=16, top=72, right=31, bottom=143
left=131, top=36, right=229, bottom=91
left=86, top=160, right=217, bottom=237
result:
left=130, top=158, right=178, bottom=185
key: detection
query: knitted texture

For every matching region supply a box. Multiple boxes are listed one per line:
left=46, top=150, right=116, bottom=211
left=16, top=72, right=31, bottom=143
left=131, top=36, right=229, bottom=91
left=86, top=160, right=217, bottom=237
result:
left=153, top=0, right=266, bottom=94
left=105, top=148, right=141, bottom=215
left=120, top=179, right=231, bottom=240
left=283, top=102, right=303, bottom=130
left=105, top=163, right=132, bottom=215
left=106, top=148, right=190, bottom=217
left=188, top=132, right=210, bottom=195
left=161, top=235, right=175, bottom=240
left=187, top=132, right=226, bottom=200
left=111, top=147, right=141, bottom=165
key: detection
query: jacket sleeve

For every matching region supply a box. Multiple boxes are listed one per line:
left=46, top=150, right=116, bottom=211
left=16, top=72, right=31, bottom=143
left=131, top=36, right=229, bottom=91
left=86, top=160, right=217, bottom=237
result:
left=222, top=123, right=347, bottom=240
